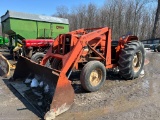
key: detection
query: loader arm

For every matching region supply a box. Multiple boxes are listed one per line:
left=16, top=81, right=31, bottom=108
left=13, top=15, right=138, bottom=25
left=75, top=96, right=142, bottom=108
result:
left=61, top=27, right=111, bottom=74
left=41, top=27, right=111, bottom=74
left=44, top=27, right=112, bottom=119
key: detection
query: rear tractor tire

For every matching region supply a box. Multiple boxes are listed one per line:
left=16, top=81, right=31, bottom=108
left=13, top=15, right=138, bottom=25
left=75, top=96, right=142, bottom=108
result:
left=80, top=61, right=106, bottom=92
left=118, top=41, right=145, bottom=79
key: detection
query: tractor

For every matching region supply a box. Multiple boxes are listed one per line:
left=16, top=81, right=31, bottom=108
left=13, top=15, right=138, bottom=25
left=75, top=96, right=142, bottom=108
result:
left=8, top=27, right=145, bottom=119
left=22, top=39, right=54, bottom=63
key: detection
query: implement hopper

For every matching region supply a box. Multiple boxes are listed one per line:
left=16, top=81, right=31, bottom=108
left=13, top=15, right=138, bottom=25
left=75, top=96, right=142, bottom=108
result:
left=11, top=56, right=74, bottom=119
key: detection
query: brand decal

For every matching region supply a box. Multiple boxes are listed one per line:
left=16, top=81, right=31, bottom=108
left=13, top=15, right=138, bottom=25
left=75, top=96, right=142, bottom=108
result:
left=56, top=26, right=64, bottom=29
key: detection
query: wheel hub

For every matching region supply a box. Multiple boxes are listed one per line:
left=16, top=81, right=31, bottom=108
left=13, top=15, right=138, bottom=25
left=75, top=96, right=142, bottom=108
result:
left=133, top=55, right=138, bottom=66
left=132, top=51, right=142, bottom=73
left=89, top=68, right=102, bottom=86
left=37, top=57, right=43, bottom=64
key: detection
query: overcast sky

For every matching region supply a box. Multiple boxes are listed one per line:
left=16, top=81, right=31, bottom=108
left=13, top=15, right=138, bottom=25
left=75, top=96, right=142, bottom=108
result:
left=0, top=0, right=105, bottom=17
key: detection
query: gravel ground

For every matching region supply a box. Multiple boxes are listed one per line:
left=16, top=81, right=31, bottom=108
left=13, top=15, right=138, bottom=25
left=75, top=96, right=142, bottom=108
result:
left=0, top=51, right=160, bottom=120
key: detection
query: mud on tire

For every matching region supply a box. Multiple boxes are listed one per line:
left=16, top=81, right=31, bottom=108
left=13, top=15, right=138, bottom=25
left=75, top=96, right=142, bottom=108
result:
left=118, top=41, right=145, bottom=79
left=80, top=61, right=106, bottom=92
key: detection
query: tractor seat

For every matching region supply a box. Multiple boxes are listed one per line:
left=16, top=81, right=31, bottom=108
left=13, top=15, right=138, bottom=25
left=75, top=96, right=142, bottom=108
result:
left=111, top=41, right=118, bottom=46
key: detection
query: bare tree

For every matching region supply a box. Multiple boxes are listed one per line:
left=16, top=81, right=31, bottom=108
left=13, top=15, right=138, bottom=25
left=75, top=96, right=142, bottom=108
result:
left=68, top=10, right=79, bottom=31
left=53, top=0, right=157, bottom=40
left=53, top=6, right=69, bottom=18
left=97, top=7, right=107, bottom=27
left=75, top=5, right=87, bottom=28
left=85, top=3, right=97, bottom=28
left=152, top=0, right=160, bottom=38
left=124, top=1, right=134, bottom=34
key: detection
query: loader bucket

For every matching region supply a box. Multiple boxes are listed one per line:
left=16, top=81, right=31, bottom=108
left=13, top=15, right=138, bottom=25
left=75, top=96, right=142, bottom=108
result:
left=0, top=53, right=10, bottom=77
left=11, top=56, right=74, bottom=119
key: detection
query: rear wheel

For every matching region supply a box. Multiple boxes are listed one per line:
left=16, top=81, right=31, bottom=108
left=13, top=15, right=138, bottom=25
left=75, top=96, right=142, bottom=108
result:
left=31, top=52, right=45, bottom=64
left=80, top=61, right=106, bottom=92
left=118, top=41, right=145, bottom=79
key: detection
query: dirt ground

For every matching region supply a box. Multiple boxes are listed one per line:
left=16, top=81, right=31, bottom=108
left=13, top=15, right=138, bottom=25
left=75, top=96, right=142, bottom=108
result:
left=0, top=50, right=160, bottom=120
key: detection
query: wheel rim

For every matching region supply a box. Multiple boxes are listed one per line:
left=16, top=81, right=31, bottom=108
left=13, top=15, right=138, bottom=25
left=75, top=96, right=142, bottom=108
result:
left=89, top=68, right=102, bottom=86
left=132, top=51, right=142, bottom=73
left=36, top=57, right=43, bottom=64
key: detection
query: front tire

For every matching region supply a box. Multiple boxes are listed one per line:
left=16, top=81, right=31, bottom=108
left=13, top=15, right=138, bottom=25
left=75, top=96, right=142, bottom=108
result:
left=118, top=41, right=145, bottom=79
left=80, top=61, right=106, bottom=92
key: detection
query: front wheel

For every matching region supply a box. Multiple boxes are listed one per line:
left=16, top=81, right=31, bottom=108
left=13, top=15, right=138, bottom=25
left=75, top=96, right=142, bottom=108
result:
left=80, top=61, right=106, bottom=92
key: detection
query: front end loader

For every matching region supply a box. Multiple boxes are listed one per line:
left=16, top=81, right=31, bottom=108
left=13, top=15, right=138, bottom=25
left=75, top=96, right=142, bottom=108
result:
left=10, top=27, right=145, bottom=119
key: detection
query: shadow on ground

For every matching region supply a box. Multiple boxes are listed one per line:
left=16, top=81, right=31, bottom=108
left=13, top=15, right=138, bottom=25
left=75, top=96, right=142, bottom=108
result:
left=70, top=70, right=124, bottom=94
left=2, top=77, right=42, bottom=120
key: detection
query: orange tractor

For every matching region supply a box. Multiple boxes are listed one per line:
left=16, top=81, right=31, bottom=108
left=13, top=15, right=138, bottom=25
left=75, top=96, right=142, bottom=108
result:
left=10, top=27, right=145, bottom=119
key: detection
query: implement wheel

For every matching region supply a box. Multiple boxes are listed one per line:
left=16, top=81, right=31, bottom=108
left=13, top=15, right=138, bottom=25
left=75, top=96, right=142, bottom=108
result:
left=118, top=41, right=145, bottom=79
left=31, top=52, right=45, bottom=64
left=80, top=61, right=106, bottom=92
